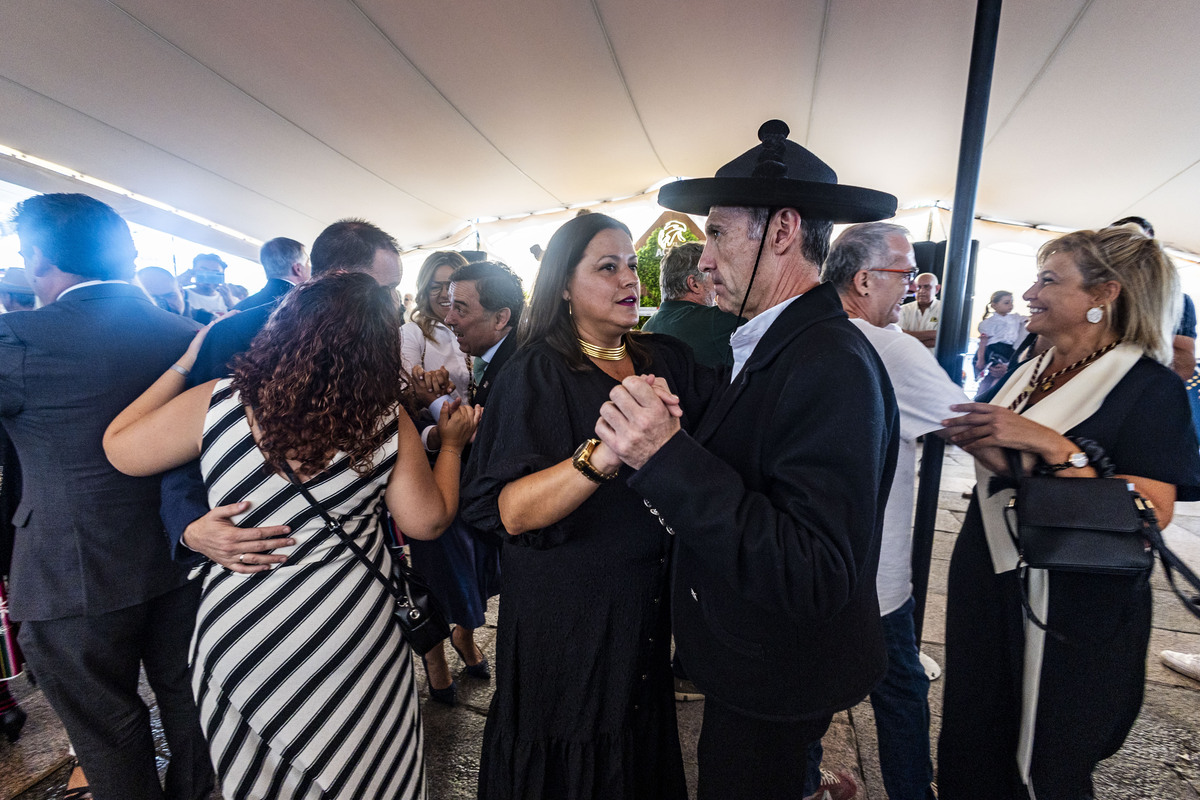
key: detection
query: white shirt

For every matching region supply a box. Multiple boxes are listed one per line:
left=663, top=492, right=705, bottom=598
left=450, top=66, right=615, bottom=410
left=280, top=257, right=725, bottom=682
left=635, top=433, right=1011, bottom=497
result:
left=850, top=318, right=969, bottom=615
left=56, top=279, right=128, bottom=301
left=729, top=295, right=800, bottom=381
left=899, top=298, right=942, bottom=332
left=400, top=320, right=472, bottom=448
left=185, top=287, right=228, bottom=315
left=978, top=312, right=1027, bottom=347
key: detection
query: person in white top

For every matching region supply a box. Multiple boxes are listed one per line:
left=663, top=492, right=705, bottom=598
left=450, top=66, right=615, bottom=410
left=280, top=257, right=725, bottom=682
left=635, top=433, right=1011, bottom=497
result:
left=399, top=250, right=494, bottom=706
left=974, top=290, right=1028, bottom=398
left=900, top=272, right=942, bottom=348
left=812, top=222, right=968, bottom=800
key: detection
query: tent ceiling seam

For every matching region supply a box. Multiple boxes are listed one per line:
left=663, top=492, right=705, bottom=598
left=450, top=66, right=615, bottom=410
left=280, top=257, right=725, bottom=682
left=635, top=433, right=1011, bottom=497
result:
left=982, top=0, right=1096, bottom=150
left=106, top=0, right=460, bottom=220
left=802, top=0, right=833, bottom=147
left=1116, top=155, right=1200, bottom=221
left=589, top=0, right=670, bottom=176
left=347, top=0, right=566, bottom=208
left=0, top=73, right=326, bottom=226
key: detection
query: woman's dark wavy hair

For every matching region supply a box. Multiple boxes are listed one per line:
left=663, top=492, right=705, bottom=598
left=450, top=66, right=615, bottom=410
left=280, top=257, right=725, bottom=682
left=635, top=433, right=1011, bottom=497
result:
left=231, top=271, right=414, bottom=477
left=520, top=213, right=650, bottom=371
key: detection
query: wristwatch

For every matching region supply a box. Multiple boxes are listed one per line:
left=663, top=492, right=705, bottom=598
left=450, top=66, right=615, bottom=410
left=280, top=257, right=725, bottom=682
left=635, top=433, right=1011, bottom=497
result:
left=571, top=438, right=618, bottom=484
left=1043, top=450, right=1089, bottom=472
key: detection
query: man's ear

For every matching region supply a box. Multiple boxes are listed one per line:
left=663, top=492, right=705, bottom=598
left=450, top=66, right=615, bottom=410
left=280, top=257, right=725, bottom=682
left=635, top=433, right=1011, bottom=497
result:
left=492, top=306, right=512, bottom=331
left=686, top=274, right=702, bottom=295
left=770, top=208, right=804, bottom=254
left=27, top=246, right=53, bottom=277
left=853, top=269, right=872, bottom=295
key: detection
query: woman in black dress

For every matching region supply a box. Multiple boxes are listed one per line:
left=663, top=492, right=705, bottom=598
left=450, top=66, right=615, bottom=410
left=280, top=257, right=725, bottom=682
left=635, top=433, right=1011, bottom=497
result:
left=939, top=226, right=1200, bottom=799
left=462, top=213, right=717, bottom=800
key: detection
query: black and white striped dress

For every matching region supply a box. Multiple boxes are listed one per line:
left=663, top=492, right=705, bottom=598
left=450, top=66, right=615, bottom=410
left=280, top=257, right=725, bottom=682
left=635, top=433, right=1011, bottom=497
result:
left=192, top=380, right=425, bottom=799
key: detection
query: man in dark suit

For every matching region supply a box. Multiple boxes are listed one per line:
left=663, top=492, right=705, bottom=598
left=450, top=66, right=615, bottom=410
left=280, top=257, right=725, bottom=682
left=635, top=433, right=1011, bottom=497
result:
left=231, top=236, right=308, bottom=311
left=416, top=259, right=522, bottom=692
left=0, top=193, right=212, bottom=800
left=163, top=219, right=403, bottom=571
left=596, top=122, right=900, bottom=800
left=442, top=260, right=523, bottom=407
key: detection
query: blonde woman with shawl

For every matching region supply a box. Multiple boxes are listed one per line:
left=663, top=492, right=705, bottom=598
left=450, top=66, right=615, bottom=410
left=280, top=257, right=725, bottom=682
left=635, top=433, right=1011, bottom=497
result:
left=937, top=227, right=1200, bottom=799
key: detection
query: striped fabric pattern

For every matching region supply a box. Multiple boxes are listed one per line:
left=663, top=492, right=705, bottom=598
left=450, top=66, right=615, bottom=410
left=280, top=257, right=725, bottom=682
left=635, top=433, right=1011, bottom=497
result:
left=192, top=380, right=425, bottom=799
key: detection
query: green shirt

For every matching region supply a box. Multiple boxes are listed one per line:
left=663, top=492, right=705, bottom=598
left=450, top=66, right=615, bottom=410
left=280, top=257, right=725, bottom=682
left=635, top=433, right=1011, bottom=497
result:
left=642, top=300, right=741, bottom=369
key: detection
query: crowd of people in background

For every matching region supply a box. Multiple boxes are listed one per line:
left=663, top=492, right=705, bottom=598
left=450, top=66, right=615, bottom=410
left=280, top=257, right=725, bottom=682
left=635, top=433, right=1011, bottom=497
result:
left=0, top=118, right=1197, bottom=800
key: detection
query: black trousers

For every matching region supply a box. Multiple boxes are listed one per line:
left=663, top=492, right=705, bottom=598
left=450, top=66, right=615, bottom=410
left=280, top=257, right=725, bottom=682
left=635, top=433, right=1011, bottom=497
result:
left=19, top=581, right=213, bottom=800
left=697, top=696, right=831, bottom=800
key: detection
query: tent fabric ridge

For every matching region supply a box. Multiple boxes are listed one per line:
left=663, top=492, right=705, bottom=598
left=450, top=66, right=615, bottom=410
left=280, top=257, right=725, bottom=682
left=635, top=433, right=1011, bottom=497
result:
left=982, top=0, right=1096, bottom=151
left=110, top=0, right=460, bottom=219
left=801, top=0, right=834, bottom=148
left=0, top=72, right=326, bottom=226
left=1118, top=154, right=1200, bottom=229
left=346, top=0, right=568, bottom=208
left=587, top=0, right=671, bottom=176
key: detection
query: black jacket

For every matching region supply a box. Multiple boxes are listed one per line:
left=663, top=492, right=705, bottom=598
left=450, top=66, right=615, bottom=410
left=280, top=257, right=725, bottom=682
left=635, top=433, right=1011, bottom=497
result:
left=628, top=282, right=899, bottom=720
left=233, top=277, right=293, bottom=312
left=0, top=284, right=198, bottom=620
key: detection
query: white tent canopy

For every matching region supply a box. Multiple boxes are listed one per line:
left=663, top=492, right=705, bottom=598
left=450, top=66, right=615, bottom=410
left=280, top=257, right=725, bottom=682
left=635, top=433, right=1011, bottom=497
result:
left=2, top=0, right=1198, bottom=263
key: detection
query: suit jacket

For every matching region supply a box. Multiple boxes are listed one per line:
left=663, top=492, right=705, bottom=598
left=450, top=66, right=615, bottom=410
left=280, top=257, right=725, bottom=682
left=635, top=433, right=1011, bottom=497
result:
left=627, top=282, right=899, bottom=721
left=160, top=302, right=275, bottom=563
left=472, top=331, right=517, bottom=408
left=233, top=277, right=293, bottom=312
left=0, top=283, right=199, bottom=620
left=187, top=302, right=275, bottom=386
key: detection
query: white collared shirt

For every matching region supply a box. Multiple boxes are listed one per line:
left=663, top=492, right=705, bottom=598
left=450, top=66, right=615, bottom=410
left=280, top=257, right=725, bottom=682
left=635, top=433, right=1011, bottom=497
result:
left=729, top=295, right=801, bottom=381
left=55, top=279, right=129, bottom=302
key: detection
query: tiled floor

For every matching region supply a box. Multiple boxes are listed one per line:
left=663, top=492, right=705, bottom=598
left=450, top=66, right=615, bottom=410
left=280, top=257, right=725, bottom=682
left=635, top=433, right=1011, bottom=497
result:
left=6, top=445, right=1200, bottom=799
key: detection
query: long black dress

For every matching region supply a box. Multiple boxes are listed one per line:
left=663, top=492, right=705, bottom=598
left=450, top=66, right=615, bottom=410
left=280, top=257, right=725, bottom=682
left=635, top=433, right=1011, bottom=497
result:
left=939, top=357, right=1200, bottom=799
left=462, top=336, right=717, bottom=800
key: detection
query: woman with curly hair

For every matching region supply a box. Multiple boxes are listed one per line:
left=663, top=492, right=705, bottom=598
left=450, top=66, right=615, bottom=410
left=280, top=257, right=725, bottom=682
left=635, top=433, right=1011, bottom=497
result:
left=105, top=271, right=479, bottom=799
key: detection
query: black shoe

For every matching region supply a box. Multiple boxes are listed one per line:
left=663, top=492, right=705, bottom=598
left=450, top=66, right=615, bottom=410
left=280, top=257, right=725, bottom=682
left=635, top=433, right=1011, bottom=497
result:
left=420, top=656, right=457, bottom=706
left=1, top=704, right=27, bottom=743
left=450, top=627, right=492, bottom=680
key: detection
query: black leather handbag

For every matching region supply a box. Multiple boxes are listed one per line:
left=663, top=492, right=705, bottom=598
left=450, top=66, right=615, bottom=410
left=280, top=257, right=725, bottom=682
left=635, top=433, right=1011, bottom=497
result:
left=1003, top=449, right=1200, bottom=627
left=284, top=466, right=451, bottom=655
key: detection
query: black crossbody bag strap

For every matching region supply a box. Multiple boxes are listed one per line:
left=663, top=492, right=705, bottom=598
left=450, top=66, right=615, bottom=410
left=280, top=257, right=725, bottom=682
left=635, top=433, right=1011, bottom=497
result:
left=281, top=464, right=405, bottom=604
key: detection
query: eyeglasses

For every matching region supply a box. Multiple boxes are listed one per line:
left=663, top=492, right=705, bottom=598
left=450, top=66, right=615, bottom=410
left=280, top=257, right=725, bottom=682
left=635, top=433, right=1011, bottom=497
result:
left=870, top=268, right=918, bottom=282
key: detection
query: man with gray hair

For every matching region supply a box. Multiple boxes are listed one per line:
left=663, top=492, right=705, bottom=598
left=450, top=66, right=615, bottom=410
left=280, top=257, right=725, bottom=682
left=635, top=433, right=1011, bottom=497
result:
left=812, top=221, right=967, bottom=800
left=642, top=242, right=741, bottom=369
left=233, top=236, right=309, bottom=311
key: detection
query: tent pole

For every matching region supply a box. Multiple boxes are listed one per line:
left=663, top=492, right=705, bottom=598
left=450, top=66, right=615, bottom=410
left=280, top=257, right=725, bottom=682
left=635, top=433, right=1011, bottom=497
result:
left=910, top=0, right=1002, bottom=643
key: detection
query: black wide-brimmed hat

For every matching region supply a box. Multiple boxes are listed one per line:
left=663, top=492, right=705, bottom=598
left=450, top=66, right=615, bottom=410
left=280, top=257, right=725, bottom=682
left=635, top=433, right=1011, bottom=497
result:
left=658, top=120, right=897, bottom=223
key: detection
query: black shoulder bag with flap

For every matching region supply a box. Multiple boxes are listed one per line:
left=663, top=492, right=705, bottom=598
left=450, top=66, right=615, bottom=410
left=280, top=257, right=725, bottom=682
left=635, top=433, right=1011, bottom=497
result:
left=283, top=464, right=451, bottom=655
left=1003, top=447, right=1200, bottom=632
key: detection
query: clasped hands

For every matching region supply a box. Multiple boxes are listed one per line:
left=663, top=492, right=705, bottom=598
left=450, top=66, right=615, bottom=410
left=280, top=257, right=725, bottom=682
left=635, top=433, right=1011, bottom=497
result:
left=410, top=365, right=454, bottom=407
left=594, top=374, right=682, bottom=471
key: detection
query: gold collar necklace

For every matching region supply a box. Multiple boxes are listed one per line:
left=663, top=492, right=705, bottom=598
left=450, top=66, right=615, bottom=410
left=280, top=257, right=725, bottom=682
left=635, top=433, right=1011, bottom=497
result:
left=578, top=338, right=627, bottom=361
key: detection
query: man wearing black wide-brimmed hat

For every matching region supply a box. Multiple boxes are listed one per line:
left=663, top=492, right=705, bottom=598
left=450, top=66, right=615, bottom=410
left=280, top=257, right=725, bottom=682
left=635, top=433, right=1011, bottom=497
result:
left=596, top=121, right=901, bottom=799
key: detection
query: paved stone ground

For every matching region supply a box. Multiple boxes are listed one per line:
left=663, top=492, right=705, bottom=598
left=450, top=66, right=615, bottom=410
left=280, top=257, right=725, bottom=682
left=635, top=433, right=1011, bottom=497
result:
left=6, top=445, right=1200, bottom=799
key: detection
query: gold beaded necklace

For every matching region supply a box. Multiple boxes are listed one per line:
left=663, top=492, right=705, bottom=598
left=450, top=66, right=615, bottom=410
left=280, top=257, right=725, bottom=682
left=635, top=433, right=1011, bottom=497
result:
left=578, top=338, right=627, bottom=361
left=1007, top=339, right=1122, bottom=411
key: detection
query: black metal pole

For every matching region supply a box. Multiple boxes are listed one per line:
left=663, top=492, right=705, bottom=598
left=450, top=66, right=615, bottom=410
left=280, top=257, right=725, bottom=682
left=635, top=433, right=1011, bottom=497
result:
left=911, top=0, right=1002, bottom=642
